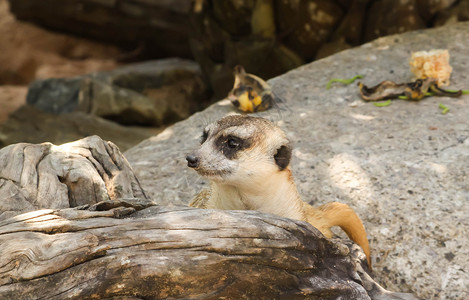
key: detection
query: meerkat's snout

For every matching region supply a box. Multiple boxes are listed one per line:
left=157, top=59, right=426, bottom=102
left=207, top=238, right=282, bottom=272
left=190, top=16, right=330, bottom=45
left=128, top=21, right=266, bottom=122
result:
left=186, top=154, right=199, bottom=168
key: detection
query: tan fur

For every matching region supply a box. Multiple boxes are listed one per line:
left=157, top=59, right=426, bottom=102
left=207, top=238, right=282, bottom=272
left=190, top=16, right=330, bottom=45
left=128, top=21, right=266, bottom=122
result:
left=187, top=115, right=371, bottom=269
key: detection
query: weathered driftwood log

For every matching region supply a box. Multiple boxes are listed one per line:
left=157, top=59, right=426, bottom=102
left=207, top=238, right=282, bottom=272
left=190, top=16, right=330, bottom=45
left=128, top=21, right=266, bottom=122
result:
left=0, top=136, right=147, bottom=221
left=0, top=199, right=413, bottom=300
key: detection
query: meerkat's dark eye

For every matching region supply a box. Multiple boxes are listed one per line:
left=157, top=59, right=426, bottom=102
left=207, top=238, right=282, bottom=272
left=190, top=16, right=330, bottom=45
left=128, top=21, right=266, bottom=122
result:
left=216, top=135, right=250, bottom=159
left=201, top=130, right=209, bottom=144
left=226, top=136, right=240, bottom=149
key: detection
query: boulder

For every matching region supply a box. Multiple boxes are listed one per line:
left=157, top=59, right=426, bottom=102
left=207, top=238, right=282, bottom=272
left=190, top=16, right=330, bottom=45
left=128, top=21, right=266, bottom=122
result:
left=26, top=59, right=211, bottom=126
left=364, top=0, right=426, bottom=42
left=0, top=105, right=158, bottom=152
left=417, top=0, right=458, bottom=22
left=276, top=0, right=345, bottom=60
left=125, top=23, right=469, bottom=299
left=8, top=0, right=193, bottom=58
left=434, top=0, right=469, bottom=26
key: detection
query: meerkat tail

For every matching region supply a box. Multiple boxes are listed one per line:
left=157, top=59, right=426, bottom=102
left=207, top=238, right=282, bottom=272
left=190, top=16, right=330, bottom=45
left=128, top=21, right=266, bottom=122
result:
left=307, top=202, right=372, bottom=270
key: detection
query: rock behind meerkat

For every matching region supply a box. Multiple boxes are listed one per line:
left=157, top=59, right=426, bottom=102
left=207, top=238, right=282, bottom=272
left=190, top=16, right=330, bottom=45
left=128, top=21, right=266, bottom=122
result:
left=186, top=114, right=371, bottom=269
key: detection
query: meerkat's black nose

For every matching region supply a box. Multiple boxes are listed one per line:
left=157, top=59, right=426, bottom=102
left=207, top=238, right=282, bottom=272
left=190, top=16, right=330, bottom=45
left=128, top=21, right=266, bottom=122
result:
left=186, top=155, right=199, bottom=168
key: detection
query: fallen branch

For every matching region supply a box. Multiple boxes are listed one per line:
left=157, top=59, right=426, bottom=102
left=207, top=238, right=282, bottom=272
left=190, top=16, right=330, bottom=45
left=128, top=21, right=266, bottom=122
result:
left=0, top=201, right=416, bottom=299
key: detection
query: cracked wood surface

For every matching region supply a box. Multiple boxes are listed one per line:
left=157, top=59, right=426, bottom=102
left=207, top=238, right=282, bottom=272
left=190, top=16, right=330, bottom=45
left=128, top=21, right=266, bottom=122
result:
left=0, top=136, right=147, bottom=221
left=0, top=203, right=372, bottom=299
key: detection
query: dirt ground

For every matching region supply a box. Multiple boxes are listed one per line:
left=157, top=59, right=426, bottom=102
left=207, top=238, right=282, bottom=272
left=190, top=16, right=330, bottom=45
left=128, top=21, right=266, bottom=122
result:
left=0, top=0, right=122, bottom=125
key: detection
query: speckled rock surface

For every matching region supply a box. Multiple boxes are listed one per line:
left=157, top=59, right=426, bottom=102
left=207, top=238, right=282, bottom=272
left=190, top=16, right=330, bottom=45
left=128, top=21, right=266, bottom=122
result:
left=125, top=22, right=469, bottom=300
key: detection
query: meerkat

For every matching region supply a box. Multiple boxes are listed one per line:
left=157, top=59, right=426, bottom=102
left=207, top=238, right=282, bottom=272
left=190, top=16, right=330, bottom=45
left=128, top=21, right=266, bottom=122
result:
left=228, top=65, right=277, bottom=113
left=186, top=115, right=372, bottom=269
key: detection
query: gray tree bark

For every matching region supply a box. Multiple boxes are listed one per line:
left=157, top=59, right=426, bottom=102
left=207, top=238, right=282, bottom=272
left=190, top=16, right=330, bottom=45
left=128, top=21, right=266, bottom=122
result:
left=0, top=201, right=372, bottom=299
left=0, top=135, right=147, bottom=221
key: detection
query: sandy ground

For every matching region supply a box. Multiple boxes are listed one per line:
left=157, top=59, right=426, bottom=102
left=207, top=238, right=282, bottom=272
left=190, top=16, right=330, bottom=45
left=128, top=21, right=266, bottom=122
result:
left=0, top=0, right=122, bottom=125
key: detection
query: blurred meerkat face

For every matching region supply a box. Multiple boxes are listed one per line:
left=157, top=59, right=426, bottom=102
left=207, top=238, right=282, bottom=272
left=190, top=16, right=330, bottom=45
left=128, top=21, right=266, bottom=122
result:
left=186, top=115, right=292, bottom=186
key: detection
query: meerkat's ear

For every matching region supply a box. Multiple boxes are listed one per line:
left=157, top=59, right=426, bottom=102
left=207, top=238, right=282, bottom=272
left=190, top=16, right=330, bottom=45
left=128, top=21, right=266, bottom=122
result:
left=234, top=65, right=246, bottom=75
left=274, top=144, right=292, bottom=171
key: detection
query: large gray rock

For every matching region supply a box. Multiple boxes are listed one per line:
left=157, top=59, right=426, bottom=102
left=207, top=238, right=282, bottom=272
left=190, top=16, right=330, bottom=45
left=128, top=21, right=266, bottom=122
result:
left=125, top=23, right=469, bottom=299
left=0, top=105, right=158, bottom=152
left=8, top=0, right=193, bottom=58
left=26, top=59, right=211, bottom=126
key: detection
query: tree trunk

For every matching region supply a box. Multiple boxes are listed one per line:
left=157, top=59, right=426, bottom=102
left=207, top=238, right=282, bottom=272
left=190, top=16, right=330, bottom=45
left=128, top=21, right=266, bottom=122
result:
left=1, top=200, right=373, bottom=299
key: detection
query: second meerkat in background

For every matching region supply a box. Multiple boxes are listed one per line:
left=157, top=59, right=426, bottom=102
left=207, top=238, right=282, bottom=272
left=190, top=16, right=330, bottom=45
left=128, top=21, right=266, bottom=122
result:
left=228, top=65, right=280, bottom=113
left=186, top=115, right=372, bottom=269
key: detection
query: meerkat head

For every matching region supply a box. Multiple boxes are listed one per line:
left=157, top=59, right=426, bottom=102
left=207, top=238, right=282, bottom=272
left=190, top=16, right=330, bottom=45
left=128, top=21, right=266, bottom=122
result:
left=186, top=115, right=292, bottom=186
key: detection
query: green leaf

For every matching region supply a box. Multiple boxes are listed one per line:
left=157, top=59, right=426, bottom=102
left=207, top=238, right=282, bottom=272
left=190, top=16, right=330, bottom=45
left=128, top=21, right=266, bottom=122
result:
left=327, top=75, right=364, bottom=90
left=442, top=89, right=469, bottom=94
left=373, top=100, right=392, bottom=107
left=438, top=103, right=449, bottom=114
